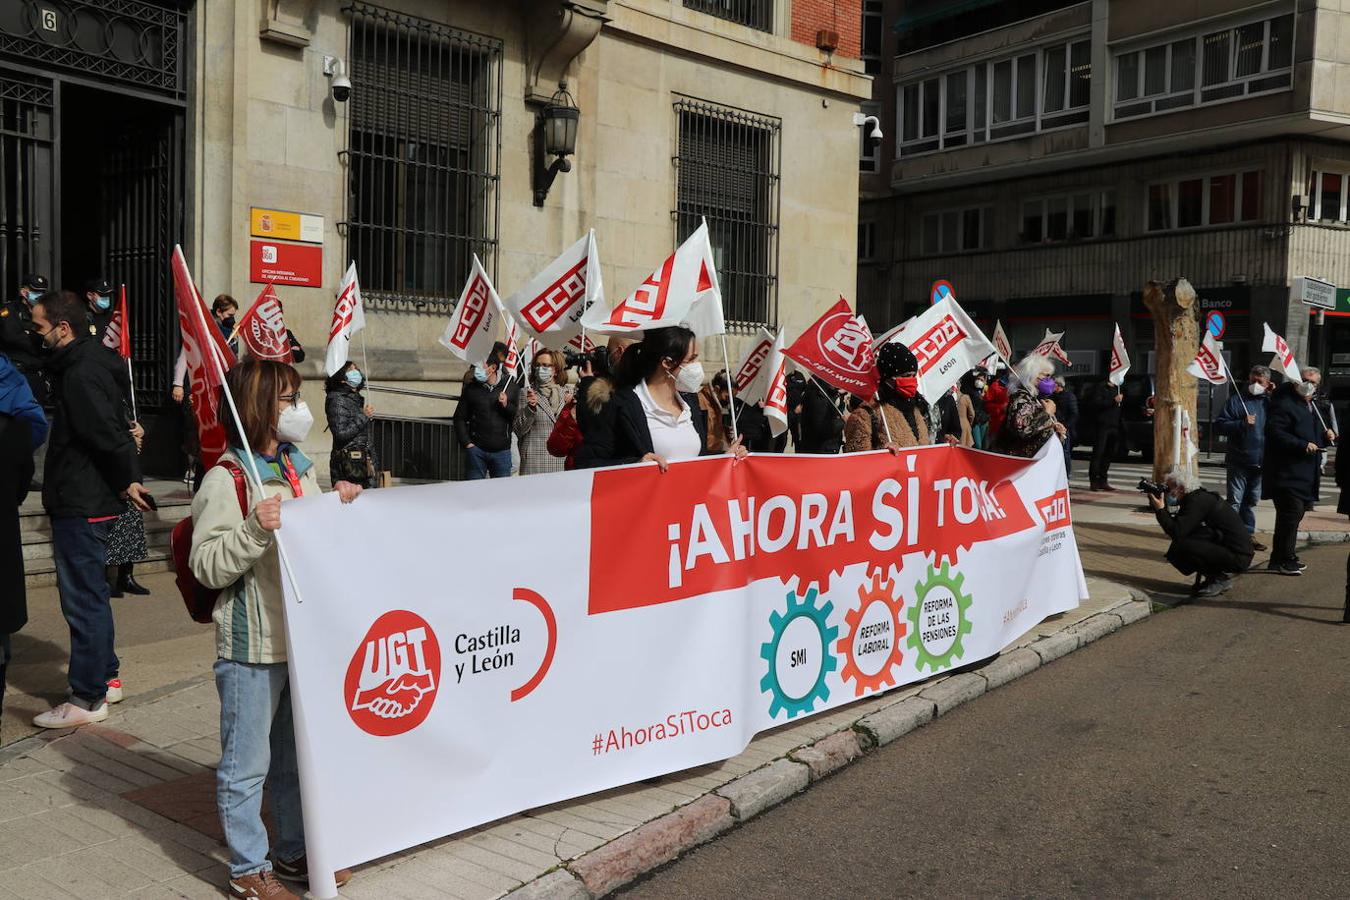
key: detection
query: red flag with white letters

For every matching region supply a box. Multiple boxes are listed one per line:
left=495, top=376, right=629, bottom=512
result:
left=172, top=246, right=235, bottom=469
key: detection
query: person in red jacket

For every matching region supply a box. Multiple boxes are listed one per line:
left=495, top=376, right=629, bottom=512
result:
left=983, top=373, right=1011, bottom=450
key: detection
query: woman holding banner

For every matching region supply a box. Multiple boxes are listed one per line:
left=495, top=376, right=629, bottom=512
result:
left=844, top=342, right=933, bottom=452
left=189, top=358, right=360, bottom=899
left=590, top=326, right=746, bottom=471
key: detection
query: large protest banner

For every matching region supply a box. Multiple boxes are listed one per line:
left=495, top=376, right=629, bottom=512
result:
left=279, top=445, right=1086, bottom=896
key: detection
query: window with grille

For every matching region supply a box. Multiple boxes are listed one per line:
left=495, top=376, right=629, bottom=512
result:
left=343, top=3, right=502, bottom=312
left=683, top=0, right=772, bottom=32
left=674, top=99, right=781, bottom=327
left=1113, top=12, right=1292, bottom=121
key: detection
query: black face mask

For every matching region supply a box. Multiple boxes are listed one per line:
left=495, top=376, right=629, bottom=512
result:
left=219, top=316, right=235, bottom=329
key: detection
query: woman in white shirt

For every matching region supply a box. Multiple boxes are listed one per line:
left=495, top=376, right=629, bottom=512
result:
left=595, top=326, right=746, bottom=470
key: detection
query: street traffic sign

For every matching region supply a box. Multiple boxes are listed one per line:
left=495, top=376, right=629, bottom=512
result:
left=1206, top=311, right=1226, bottom=340
left=930, top=280, right=955, bottom=305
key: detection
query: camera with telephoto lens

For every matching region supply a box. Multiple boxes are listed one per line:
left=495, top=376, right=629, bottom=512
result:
left=563, top=346, right=609, bottom=377
left=1137, top=478, right=1165, bottom=498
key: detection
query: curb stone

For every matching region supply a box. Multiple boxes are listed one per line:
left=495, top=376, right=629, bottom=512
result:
left=979, top=647, right=1041, bottom=690
left=507, top=599, right=1155, bottom=899
left=789, top=730, right=863, bottom=780
left=714, top=758, right=810, bottom=820
left=918, top=672, right=987, bottom=715
left=1028, top=630, right=1080, bottom=663
left=565, top=794, right=733, bottom=897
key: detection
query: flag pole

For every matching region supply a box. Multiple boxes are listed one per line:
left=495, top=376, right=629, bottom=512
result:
left=810, top=377, right=847, bottom=420
left=126, top=358, right=138, bottom=423
left=1215, top=352, right=1250, bottom=417
left=718, top=332, right=739, bottom=446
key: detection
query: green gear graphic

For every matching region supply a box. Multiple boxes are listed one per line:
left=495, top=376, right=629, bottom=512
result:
left=759, top=585, right=839, bottom=719
left=906, top=562, right=974, bottom=672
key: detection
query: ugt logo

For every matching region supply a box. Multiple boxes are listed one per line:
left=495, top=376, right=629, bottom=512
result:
left=344, top=610, right=441, bottom=737
left=819, top=313, right=873, bottom=375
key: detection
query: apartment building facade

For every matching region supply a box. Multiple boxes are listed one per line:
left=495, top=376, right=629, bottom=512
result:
left=858, top=0, right=1350, bottom=398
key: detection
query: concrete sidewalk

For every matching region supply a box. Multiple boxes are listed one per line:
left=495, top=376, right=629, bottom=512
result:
left=0, top=575, right=1148, bottom=899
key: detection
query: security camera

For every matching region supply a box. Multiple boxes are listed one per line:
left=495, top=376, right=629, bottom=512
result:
left=324, top=56, right=351, bottom=103
left=852, top=112, right=883, bottom=143
left=331, top=72, right=351, bottom=103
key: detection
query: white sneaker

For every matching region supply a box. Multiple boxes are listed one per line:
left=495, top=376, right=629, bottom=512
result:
left=33, top=702, right=110, bottom=729
left=105, top=679, right=124, bottom=704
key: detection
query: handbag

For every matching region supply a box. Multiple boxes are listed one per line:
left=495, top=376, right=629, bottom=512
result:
left=333, top=446, right=374, bottom=483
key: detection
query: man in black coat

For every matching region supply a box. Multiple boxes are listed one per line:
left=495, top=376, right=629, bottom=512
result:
left=1084, top=379, right=1123, bottom=490
left=797, top=376, right=846, bottom=454
left=29, top=291, right=151, bottom=729
left=1149, top=465, right=1253, bottom=596
left=1263, top=379, right=1328, bottom=575
left=0, top=274, right=51, bottom=406
left=454, top=351, right=519, bottom=479
left=711, top=371, right=774, bottom=453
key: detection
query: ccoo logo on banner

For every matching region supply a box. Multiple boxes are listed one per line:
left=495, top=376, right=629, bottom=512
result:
left=278, top=443, right=1087, bottom=881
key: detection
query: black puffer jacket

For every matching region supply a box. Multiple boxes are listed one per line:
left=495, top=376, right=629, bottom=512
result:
left=42, top=337, right=142, bottom=518
left=798, top=378, right=845, bottom=454
left=453, top=377, right=518, bottom=453
left=325, top=384, right=377, bottom=465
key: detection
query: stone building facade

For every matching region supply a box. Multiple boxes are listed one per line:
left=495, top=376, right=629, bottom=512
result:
left=0, top=0, right=869, bottom=474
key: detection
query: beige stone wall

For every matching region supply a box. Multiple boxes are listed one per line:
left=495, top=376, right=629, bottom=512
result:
left=189, top=0, right=867, bottom=470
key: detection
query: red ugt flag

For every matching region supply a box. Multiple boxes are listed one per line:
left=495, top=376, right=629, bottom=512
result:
left=172, top=246, right=236, bottom=469
left=102, top=285, right=131, bottom=359
left=784, top=297, right=879, bottom=399
left=237, top=284, right=294, bottom=363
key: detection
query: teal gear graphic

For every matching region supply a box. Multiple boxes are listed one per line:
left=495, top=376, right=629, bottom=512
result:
left=906, top=562, right=974, bottom=672
left=759, top=585, right=839, bottom=719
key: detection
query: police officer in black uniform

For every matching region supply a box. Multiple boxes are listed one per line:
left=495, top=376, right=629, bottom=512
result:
left=0, top=274, right=51, bottom=406
left=83, top=279, right=115, bottom=344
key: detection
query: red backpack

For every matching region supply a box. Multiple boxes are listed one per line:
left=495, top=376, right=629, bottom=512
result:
left=170, top=461, right=248, bottom=623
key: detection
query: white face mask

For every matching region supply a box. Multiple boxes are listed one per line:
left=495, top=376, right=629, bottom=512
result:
left=1248, top=382, right=1266, bottom=396
left=535, top=366, right=554, bottom=384
left=674, top=360, right=705, bottom=393
left=1297, top=381, right=1317, bottom=398
left=276, top=400, right=314, bottom=444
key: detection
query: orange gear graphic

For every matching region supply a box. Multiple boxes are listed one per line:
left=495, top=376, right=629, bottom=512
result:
left=836, top=568, right=906, bottom=697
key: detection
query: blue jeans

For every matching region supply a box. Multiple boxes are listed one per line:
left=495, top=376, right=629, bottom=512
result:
left=51, top=517, right=117, bottom=707
left=214, top=659, right=305, bottom=879
left=465, top=446, right=512, bottom=480
left=1226, top=466, right=1262, bottom=534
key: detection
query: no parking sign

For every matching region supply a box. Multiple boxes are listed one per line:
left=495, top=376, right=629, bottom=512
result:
left=1206, top=311, right=1226, bottom=340
left=930, top=280, right=955, bottom=305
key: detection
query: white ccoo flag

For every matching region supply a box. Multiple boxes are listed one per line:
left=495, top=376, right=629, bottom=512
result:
left=1031, top=329, right=1072, bottom=367
left=991, top=319, right=1012, bottom=366
left=872, top=296, right=995, bottom=404
left=581, top=220, right=724, bottom=337
left=729, top=328, right=777, bottom=406
left=1261, top=323, right=1303, bottom=384
left=439, top=255, right=504, bottom=365
left=1186, top=330, right=1227, bottom=384
left=1108, top=323, right=1131, bottom=386
left=761, top=328, right=790, bottom=438
left=503, top=231, right=603, bottom=349
left=325, top=262, right=367, bottom=376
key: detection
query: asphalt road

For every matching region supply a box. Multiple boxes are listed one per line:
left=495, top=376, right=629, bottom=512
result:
left=622, top=544, right=1350, bottom=899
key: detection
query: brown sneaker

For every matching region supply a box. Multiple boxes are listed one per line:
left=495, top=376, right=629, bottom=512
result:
left=271, top=854, right=352, bottom=888
left=228, top=870, right=299, bottom=899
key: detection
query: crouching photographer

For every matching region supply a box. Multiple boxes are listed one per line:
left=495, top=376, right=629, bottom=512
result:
left=1146, top=466, right=1253, bottom=597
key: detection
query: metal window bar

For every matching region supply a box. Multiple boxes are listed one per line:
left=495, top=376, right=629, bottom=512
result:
left=0, top=70, right=53, bottom=301
left=342, top=2, right=502, bottom=313
left=682, top=0, right=772, bottom=32
left=673, top=98, right=780, bottom=329
left=371, top=414, right=464, bottom=481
